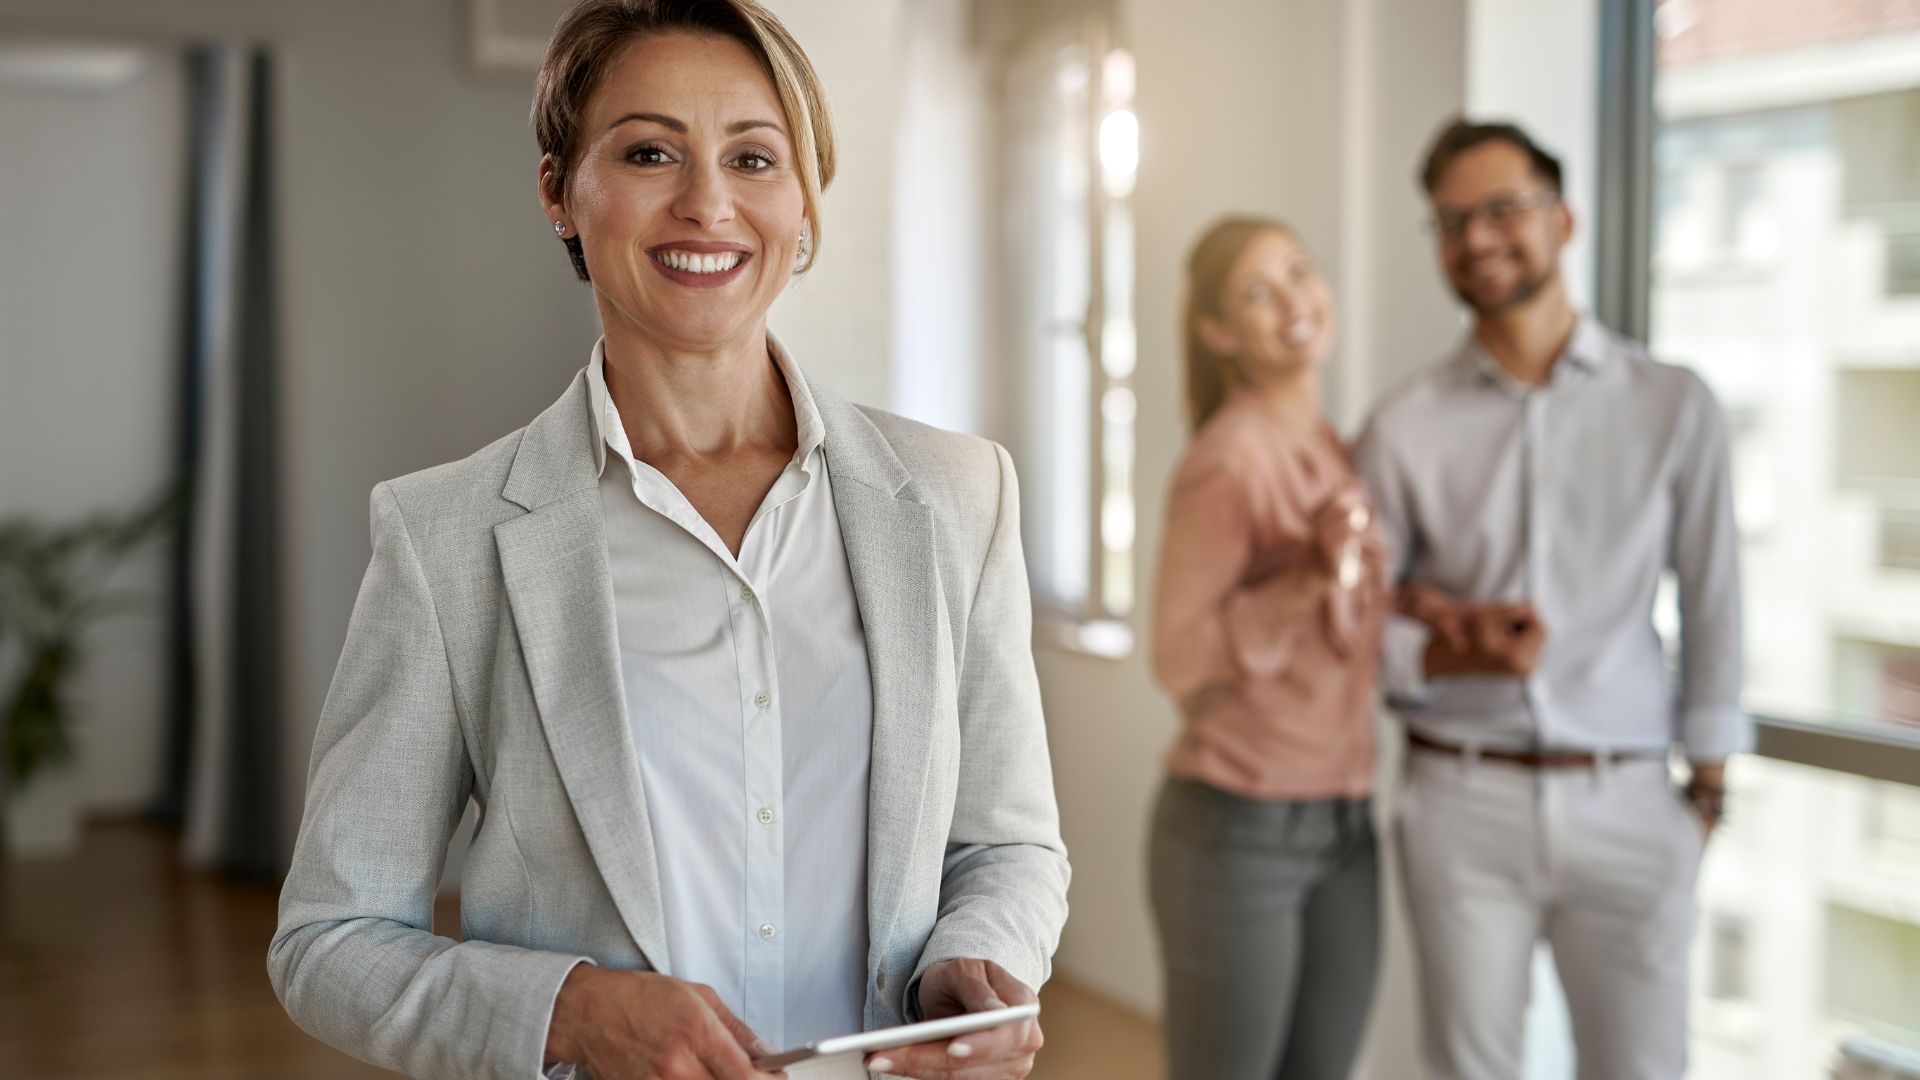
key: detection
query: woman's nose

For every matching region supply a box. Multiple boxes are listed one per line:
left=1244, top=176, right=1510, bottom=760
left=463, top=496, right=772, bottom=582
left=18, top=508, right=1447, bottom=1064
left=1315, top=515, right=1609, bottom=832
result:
left=669, top=160, right=735, bottom=229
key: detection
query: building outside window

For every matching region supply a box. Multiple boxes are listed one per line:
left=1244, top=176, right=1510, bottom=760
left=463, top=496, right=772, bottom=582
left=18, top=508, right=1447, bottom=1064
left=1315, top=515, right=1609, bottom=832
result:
left=1643, top=1, right=1920, bottom=1075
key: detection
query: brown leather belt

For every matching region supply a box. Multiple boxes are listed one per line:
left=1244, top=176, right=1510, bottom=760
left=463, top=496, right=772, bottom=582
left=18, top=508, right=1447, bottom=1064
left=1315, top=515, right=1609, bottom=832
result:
left=1406, top=728, right=1665, bottom=769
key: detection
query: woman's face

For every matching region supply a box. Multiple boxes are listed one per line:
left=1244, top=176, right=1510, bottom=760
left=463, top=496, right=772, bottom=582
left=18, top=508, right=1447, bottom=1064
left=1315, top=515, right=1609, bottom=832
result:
left=1202, top=229, right=1336, bottom=380
left=543, top=31, right=807, bottom=352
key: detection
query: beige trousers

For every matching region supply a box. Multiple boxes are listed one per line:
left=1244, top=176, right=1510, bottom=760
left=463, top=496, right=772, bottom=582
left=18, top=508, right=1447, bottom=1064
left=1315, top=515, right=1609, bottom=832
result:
left=1398, top=749, right=1705, bottom=1080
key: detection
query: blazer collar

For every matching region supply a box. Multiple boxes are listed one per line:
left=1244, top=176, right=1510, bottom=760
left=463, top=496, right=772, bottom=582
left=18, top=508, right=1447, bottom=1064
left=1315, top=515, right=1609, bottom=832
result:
left=501, top=371, right=598, bottom=512
left=810, top=378, right=914, bottom=501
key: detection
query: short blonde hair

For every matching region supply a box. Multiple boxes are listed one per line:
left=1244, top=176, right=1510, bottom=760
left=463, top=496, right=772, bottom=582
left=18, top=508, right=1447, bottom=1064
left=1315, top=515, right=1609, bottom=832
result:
left=531, top=0, right=837, bottom=279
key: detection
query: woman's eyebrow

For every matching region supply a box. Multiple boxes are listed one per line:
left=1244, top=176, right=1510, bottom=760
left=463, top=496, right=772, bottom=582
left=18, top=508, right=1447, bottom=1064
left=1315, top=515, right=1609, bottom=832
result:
left=726, top=118, right=785, bottom=136
left=605, top=112, right=785, bottom=137
left=608, top=111, right=685, bottom=132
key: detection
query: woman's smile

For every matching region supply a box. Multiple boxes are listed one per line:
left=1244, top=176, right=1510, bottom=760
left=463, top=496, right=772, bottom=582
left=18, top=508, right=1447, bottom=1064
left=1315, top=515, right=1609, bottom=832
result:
left=647, top=241, right=754, bottom=288
left=1283, top=316, right=1321, bottom=347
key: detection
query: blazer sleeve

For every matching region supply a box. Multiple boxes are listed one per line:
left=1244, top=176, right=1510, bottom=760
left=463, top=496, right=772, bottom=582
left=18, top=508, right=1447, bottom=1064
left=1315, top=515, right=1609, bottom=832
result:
left=267, top=482, right=588, bottom=1080
left=907, top=443, right=1072, bottom=1011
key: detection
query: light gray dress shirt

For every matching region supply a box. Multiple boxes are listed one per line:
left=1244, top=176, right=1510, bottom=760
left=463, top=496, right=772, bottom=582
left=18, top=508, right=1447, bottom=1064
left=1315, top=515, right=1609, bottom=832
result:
left=1353, top=316, right=1750, bottom=761
left=586, top=337, right=872, bottom=1050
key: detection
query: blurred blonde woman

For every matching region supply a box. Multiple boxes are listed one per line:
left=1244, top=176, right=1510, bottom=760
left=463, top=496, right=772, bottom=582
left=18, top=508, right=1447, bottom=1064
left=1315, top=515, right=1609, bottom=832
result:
left=1148, top=217, right=1386, bottom=1080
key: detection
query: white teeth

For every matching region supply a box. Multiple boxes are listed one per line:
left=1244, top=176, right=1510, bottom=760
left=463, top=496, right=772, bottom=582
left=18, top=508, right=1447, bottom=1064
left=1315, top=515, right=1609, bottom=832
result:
left=1286, top=319, right=1318, bottom=345
left=654, top=250, right=742, bottom=274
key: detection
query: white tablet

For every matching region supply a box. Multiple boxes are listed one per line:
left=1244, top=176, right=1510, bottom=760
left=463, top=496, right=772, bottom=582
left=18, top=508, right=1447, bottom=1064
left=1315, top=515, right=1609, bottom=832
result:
left=754, top=1004, right=1040, bottom=1070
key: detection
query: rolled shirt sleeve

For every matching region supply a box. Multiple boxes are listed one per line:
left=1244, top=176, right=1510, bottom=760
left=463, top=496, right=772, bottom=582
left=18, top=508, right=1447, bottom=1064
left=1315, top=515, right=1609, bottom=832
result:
left=1669, top=373, right=1752, bottom=761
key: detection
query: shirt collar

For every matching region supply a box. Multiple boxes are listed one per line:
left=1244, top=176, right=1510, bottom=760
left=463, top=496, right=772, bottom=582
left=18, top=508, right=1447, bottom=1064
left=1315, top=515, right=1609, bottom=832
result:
left=585, top=332, right=827, bottom=478
left=1455, top=312, right=1614, bottom=395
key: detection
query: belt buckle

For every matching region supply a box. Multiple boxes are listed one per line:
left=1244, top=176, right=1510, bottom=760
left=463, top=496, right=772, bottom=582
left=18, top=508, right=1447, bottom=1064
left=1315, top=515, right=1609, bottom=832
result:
left=1591, top=746, right=1613, bottom=785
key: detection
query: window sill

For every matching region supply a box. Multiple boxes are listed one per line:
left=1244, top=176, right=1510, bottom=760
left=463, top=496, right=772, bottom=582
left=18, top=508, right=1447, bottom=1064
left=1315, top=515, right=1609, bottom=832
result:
left=1753, top=714, right=1920, bottom=789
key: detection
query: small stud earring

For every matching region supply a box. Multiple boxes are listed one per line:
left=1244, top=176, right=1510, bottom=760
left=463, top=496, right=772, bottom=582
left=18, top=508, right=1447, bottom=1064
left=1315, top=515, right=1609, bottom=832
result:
left=553, top=221, right=567, bottom=237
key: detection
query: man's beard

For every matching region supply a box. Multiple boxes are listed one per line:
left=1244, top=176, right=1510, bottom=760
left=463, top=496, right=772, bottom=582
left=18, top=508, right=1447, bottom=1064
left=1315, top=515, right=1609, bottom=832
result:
left=1452, top=255, right=1557, bottom=316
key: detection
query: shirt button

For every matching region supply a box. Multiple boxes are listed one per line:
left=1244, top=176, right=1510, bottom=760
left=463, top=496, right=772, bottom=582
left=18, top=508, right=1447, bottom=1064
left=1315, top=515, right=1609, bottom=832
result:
left=741, top=585, right=755, bottom=603
left=753, top=691, right=771, bottom=709
left=759, top=923, right=777, bottom=940
left=757, top=807, right=776, bottom=825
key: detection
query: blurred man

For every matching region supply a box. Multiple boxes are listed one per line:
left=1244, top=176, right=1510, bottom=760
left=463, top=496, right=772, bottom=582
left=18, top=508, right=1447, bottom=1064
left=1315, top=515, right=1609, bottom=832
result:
left=1354, top=118, right=1748, bottom=1080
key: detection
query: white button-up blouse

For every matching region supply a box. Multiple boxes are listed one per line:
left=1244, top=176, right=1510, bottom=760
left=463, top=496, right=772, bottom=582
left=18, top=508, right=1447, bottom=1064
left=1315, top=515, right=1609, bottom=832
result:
left=587, top=337, right=873, bottom=1050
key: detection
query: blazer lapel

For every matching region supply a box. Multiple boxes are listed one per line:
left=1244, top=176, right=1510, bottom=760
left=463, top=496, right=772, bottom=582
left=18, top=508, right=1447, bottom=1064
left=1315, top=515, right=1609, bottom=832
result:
left=812, top=381, right=946, bottom=1016
left=495, top=373, right=672, bottom=974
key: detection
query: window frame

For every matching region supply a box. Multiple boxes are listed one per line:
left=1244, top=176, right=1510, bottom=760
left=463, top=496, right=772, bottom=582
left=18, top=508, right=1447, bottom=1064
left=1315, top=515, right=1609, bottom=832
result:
left=991, top=3, right=1137, bottom=658
left=1598, top=0, right=1920, bottom=785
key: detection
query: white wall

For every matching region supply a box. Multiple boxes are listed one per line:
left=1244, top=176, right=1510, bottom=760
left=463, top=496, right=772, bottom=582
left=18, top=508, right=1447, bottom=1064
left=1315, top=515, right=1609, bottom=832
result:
left=888, top=0, right=992, bottom=435
left=768, top=0, right=906, bottom=410
left=0, top=46, right=184, bottom=812
left=1343, top=0, right=1477, bottom=406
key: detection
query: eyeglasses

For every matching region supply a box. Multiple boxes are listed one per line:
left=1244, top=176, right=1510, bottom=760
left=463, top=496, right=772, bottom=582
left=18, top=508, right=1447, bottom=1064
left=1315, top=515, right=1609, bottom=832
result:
left=1425, top=192, right=1560, bottom=240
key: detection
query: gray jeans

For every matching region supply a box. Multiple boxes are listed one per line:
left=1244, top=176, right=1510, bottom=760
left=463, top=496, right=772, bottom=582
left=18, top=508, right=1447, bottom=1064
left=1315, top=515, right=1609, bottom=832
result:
left=1148, top=778, right=1380, bottom=1080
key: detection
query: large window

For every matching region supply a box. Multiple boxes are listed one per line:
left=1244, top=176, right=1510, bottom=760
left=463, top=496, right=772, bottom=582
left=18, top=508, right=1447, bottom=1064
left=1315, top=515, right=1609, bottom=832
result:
left=994, top=3, right=1137, bottom=650
left=1627, top=2, right=1920, bottom=1075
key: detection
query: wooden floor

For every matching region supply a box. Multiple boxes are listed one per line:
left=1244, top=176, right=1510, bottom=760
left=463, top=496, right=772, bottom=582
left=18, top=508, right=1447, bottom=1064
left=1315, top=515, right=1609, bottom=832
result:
left=0, top=820, right=1160, bottom=1079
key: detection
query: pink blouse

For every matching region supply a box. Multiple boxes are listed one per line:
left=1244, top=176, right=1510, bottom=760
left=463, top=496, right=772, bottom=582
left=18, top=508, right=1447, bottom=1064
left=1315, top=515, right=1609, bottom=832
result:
left=1150, top=391, right=1388, bottom=801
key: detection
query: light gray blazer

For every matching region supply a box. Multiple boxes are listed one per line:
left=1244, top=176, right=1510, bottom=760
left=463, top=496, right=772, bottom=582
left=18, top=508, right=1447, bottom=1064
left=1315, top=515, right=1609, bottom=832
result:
left=268, top=370, right=1071, bottom=1080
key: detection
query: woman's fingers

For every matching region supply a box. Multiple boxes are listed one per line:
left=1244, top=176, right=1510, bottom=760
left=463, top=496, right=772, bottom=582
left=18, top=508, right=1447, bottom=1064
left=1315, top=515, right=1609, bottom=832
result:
left=867, top=1020, right=1040, bottom=1079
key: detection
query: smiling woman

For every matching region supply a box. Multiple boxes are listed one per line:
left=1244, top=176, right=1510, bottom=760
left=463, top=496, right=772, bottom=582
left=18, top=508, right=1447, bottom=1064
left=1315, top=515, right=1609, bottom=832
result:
left=265, top=4, right=1069, bottom=1080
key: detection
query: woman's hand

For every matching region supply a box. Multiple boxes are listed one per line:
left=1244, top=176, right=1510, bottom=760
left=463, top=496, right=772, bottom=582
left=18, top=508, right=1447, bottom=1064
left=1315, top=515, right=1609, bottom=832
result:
left=866, top=959, right=1042, bottom=1079
left=1396, top=584, right=1471, bottom=650
left=544, top=965, right=784, bottom=1080
left=1313, top=487, right=1373, bottom=590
